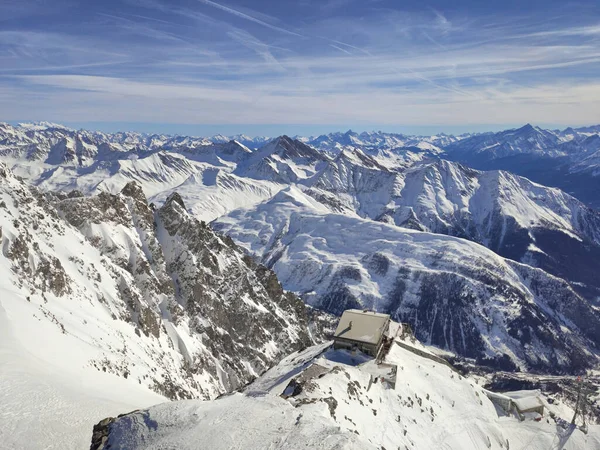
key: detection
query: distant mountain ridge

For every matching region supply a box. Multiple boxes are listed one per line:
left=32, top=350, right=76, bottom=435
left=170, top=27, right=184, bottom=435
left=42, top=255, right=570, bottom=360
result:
left=443, top=124, right=600, bottom=207
left=2, top=121, right=600, bottom=376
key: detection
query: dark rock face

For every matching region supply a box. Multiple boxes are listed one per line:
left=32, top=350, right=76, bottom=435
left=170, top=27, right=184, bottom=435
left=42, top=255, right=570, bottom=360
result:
left=318, top=284, right=363, bottom=316
left=526, top=228, right=600, bottom=301
left=412, top=272, right=487, bottom=360
left=273, top=135, right=329, bottom=162
left=90, top=417, right=116, bottom=450
left=55, top=184, right=174, bottom=339
left=1, top=168, right=73, bottom=297
left=385, top=261, right=600, bottom=374
left=362, top=253, right=390, bottom=276
left=157, top=193, right=312, bottom=392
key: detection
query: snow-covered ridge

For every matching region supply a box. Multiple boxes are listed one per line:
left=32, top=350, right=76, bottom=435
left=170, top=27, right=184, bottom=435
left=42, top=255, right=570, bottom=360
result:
left=0, top=163, right=314, bottom=448
left=300, top=155, right=600, bottom=302
left=92, top=335, right=600, bottom=450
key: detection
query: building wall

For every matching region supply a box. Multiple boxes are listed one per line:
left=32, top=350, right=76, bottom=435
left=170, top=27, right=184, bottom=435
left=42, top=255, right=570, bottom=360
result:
left=517, top=405, right=544, bottom=416
left=333, top=339, right=378, bottom=356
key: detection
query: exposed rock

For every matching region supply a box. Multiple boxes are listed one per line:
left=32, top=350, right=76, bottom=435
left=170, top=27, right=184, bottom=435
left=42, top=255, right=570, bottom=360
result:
left=0, top=163, right=315, bottom=402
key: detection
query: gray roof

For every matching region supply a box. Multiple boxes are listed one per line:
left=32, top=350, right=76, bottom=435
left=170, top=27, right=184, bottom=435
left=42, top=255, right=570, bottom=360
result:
left=333, top=309, right=390, bottom=345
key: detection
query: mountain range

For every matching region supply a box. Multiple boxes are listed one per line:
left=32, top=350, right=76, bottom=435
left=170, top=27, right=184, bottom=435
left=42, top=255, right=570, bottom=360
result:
left=1, top=121, right=600, bottom=448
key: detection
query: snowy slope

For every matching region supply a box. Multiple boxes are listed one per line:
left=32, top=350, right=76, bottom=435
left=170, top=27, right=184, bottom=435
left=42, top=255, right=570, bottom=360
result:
left=214, top=186, right=600, bottom=373
left=0, top=288, right=166, bottom=450
left=0, top=163, right=313, bottom=448
left=93, top=338, right=600, bottom=450
left=301, top=154, right=600, bottom=301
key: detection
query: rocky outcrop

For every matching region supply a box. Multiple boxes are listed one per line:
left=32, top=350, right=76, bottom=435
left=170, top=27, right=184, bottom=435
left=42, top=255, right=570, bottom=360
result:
left=155, top=192, right=312, bottom=392
left=0, top=163, right=313, bottom=401
left=90, top=416, right=117, bottom=450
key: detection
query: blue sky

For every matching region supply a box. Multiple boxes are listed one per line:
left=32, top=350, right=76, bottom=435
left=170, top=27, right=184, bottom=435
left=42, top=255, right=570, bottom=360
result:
left=1, top=0, right=599, bottom=136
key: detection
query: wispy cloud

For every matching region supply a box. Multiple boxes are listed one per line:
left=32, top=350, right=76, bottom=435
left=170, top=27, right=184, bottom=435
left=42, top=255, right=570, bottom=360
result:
left=6, top=74, right=600, bottom=127
left=329, top=44, right=353, bottom=55
left=429, top=7, right=451, bottom=33
left=18, top=75, right=253, bottom=102
left=226, top=29, right=286, bottom=69
left=195, top=0, right=304, bottom=37
left=523, top=23, right=600, bottom=38
left=1, top=0, right=599, bottom=129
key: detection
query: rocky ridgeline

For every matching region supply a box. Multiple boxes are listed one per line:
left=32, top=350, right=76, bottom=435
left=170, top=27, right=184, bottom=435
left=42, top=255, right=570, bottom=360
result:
left=0, top=162, right=312, bottom=400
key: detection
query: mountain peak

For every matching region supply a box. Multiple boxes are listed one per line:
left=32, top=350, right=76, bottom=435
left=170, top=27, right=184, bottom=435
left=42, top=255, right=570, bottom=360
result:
left=518, top=123, right=535, bottom=133
left=262, top=135, right=327, bottom=162
left=121, top=181, right=147, bottom=202
left=164, top=192, right=186, bottom=210
left=274, top=135, right=296, bottom=146
left=17, top=121, right=71, bottom=131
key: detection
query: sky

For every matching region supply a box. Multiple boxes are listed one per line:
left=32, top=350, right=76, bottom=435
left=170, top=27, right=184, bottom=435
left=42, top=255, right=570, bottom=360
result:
left=1, top=0, right=600, bottom=136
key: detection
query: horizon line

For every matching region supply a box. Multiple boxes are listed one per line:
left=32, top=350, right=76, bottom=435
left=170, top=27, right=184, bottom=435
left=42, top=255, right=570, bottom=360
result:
left=5, top=120, right=600, bottom=139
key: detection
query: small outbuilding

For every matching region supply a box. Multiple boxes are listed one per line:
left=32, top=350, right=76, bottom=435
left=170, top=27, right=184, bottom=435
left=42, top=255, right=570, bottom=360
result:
left=333, top=309, right=391, bottom=357
left=484, top=389, right=545, bottom=420
left=504, top=390, right=545, bottom=417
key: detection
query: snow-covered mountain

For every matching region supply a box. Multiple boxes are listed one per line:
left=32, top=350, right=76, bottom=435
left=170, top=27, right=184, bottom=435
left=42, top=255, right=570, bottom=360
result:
left=235, top=135, right=331, bottom=183
left=3, top=121, right=600, bottom=448
left=444, top=124, right=600, bottom=208
left=208, top=134, right=272, bottom=149
left=306, top=129, right=462, bottom=154
left=3, top=121, right=600, bottom=375
left=444, top=124, right=563, bottom=161
left=443, top=123, right=599, bottom=163
left=213, top=186, right=600, bottom=373
left=0, top=163, right=313, bottom=448
left=0, top=123, right=285, bottom=222
left=304, top=130, right=452, bottom=171
left=91, top=333, right=600, bottom=450
left=301, top=154, right=600, bottom=301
